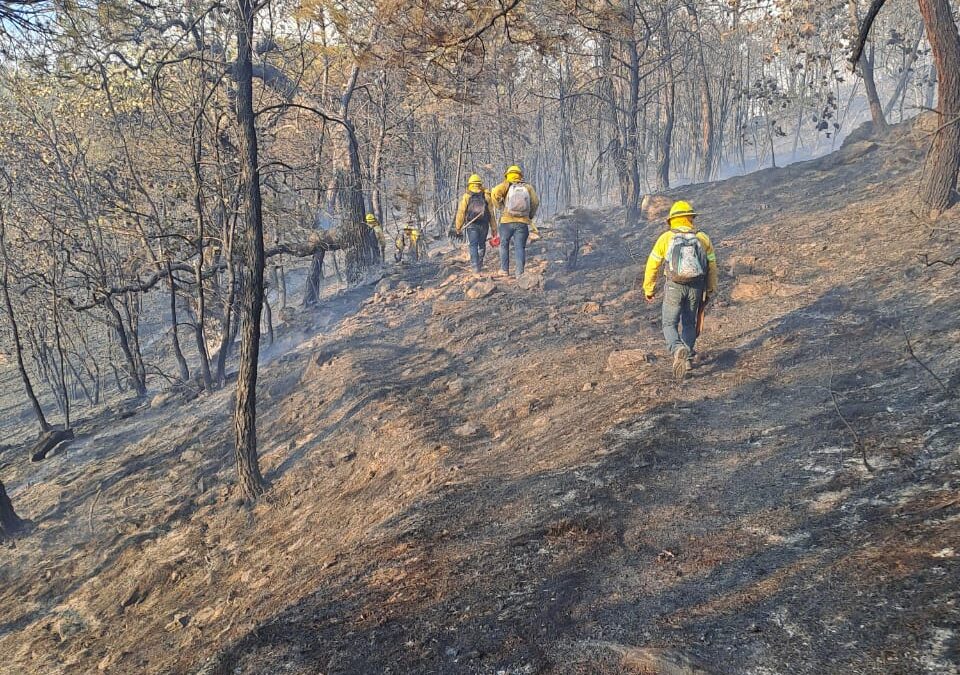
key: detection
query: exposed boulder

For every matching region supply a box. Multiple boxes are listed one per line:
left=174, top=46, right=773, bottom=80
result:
left=466, top=281, right=498, bottom=299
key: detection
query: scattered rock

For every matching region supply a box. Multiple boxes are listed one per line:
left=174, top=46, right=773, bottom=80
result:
left=165, top=613, right=190, bottom=631
left=582, top=382, right=596, bottom=392
left=98, top=652, right=121, bottom=671
left=517, top=273, right=543, bottom=291
left=447, top=378, right=466, bottom=395
left=466, top=281, right=498, bottom=299
left=150, top=392, right=173, bottom=409
left=453, top=423, right=478, bottom=437
left=180, top=449, right=203, bottom=463
left=53, top=610, right=86, bottom=642
left=581, top=301, right=602, bottom=314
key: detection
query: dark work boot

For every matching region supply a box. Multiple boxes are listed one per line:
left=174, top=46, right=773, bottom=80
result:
left=673, top=346, right=690, bottom=381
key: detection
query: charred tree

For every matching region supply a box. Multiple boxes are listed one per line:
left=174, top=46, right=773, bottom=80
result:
left=167, top=261, right=191, bottom=383
left=233, top=0, right=266, bottom=501
left=859, top=44, right=888, bottom=134
left=656, top=11, right=676, bottom=192
left=0, top=479, right=25, bottom=543
left=686, top=0, right=716, bottom=181
left=0, top=209, right=50, bottom=433
left=848, top=1, right=888, bottom=135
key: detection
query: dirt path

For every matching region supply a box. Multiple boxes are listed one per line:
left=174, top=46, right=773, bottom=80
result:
left=2, top=118, right=959, bottom=674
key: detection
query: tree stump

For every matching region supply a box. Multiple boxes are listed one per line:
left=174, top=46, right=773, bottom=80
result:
left=0, top=479, right=25, bottom=542
left=29, top=428, right=75, bottom=462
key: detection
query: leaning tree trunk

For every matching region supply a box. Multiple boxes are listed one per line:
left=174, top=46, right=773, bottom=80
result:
left=0, top=479, right=25, bottom=542
left=233, top=0, right=266, bottom=502
left=1, top=226, right=50, bottom=432
left=917, top=0, right=960, bottom=216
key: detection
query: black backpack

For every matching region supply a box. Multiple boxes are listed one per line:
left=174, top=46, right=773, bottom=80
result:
left=465, top=192, right=488, bottom=227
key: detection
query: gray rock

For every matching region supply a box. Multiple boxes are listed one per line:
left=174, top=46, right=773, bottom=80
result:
left=180, top=449, right=203, bottom=463
left=164, top=613, right=190, bottom=631
left=453, top=423, right=478, bottom=437
left=54, top=610, right=86, bottom=641
left=517, top=273, right=543, bottom=291
left=150, top=392, right=173, bottom=409
left=466, top=281, right=497, bottom=299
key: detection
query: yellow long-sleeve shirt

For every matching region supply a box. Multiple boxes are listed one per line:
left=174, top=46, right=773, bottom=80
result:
left=490, top=180, right=539, bottom=226
left=454, top=189, right=497, bottom=233
left=643, top=222, right=718, bottom=298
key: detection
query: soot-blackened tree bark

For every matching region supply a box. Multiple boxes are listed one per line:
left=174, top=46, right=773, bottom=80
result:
left=233, top=0, right=266, bottom=501
left=0, top=479, right=25, bottom=542
left=0, top=192, right=50, bottom=433
left=656, top=10, right=675, bottom=192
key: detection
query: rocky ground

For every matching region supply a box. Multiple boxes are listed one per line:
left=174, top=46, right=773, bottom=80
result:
left=1, top=116, right=959, bottom=674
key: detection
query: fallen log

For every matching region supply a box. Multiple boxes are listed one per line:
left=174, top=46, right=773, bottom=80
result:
left=29, top=428, right=75, bottom=462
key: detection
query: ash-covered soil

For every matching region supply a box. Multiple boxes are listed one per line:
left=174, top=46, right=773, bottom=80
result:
left=2, top=117, right=959, bottom=674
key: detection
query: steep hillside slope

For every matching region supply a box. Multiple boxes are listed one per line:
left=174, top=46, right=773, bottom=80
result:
left=1, top=116, right=959, bottom=675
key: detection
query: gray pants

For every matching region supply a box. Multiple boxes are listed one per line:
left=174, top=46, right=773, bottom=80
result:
left=662, top=280, right=705, bottom=354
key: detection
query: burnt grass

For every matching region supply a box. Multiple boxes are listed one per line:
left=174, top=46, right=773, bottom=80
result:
left=2, top=117, right=960, bottom=674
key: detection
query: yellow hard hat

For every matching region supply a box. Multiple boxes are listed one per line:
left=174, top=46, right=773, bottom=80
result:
left=468, top=173, right=483, bottom=186
left=668, top=200, right=698, bottom=221
left=505, top=165, right=523, bottom=180
left=365, top=213, right=377, bottom=223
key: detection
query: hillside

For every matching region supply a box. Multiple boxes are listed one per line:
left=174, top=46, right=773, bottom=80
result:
left=2, top=115, right=959, bottom=674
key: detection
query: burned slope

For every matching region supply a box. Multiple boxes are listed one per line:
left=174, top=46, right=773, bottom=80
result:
left=1, top=116, right=959, bottom=675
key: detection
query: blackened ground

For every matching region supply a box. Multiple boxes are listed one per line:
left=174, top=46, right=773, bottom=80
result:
left=2, top=116, right=959, bottom=675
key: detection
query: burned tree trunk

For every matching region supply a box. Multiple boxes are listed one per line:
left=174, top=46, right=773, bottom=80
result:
left=859, top=44, right=888, bottom=134
left=917, top=0, right=960, bottom=216
left=167, top=262, right=191, bottom=383
left=848, top=2, right=888, bottom=135
left=343, top=121, right=379, bottom=283
left=1, top=217, right=50, bottom=433
left=656, top=11, right=675, bottom=192
left=233, top=0, right=267, bottom=501
left=686, top=0, right=716, bottom=181
left=29, top=427, right=75, bottom=462
left=0, top=479, right=25, bottom=542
